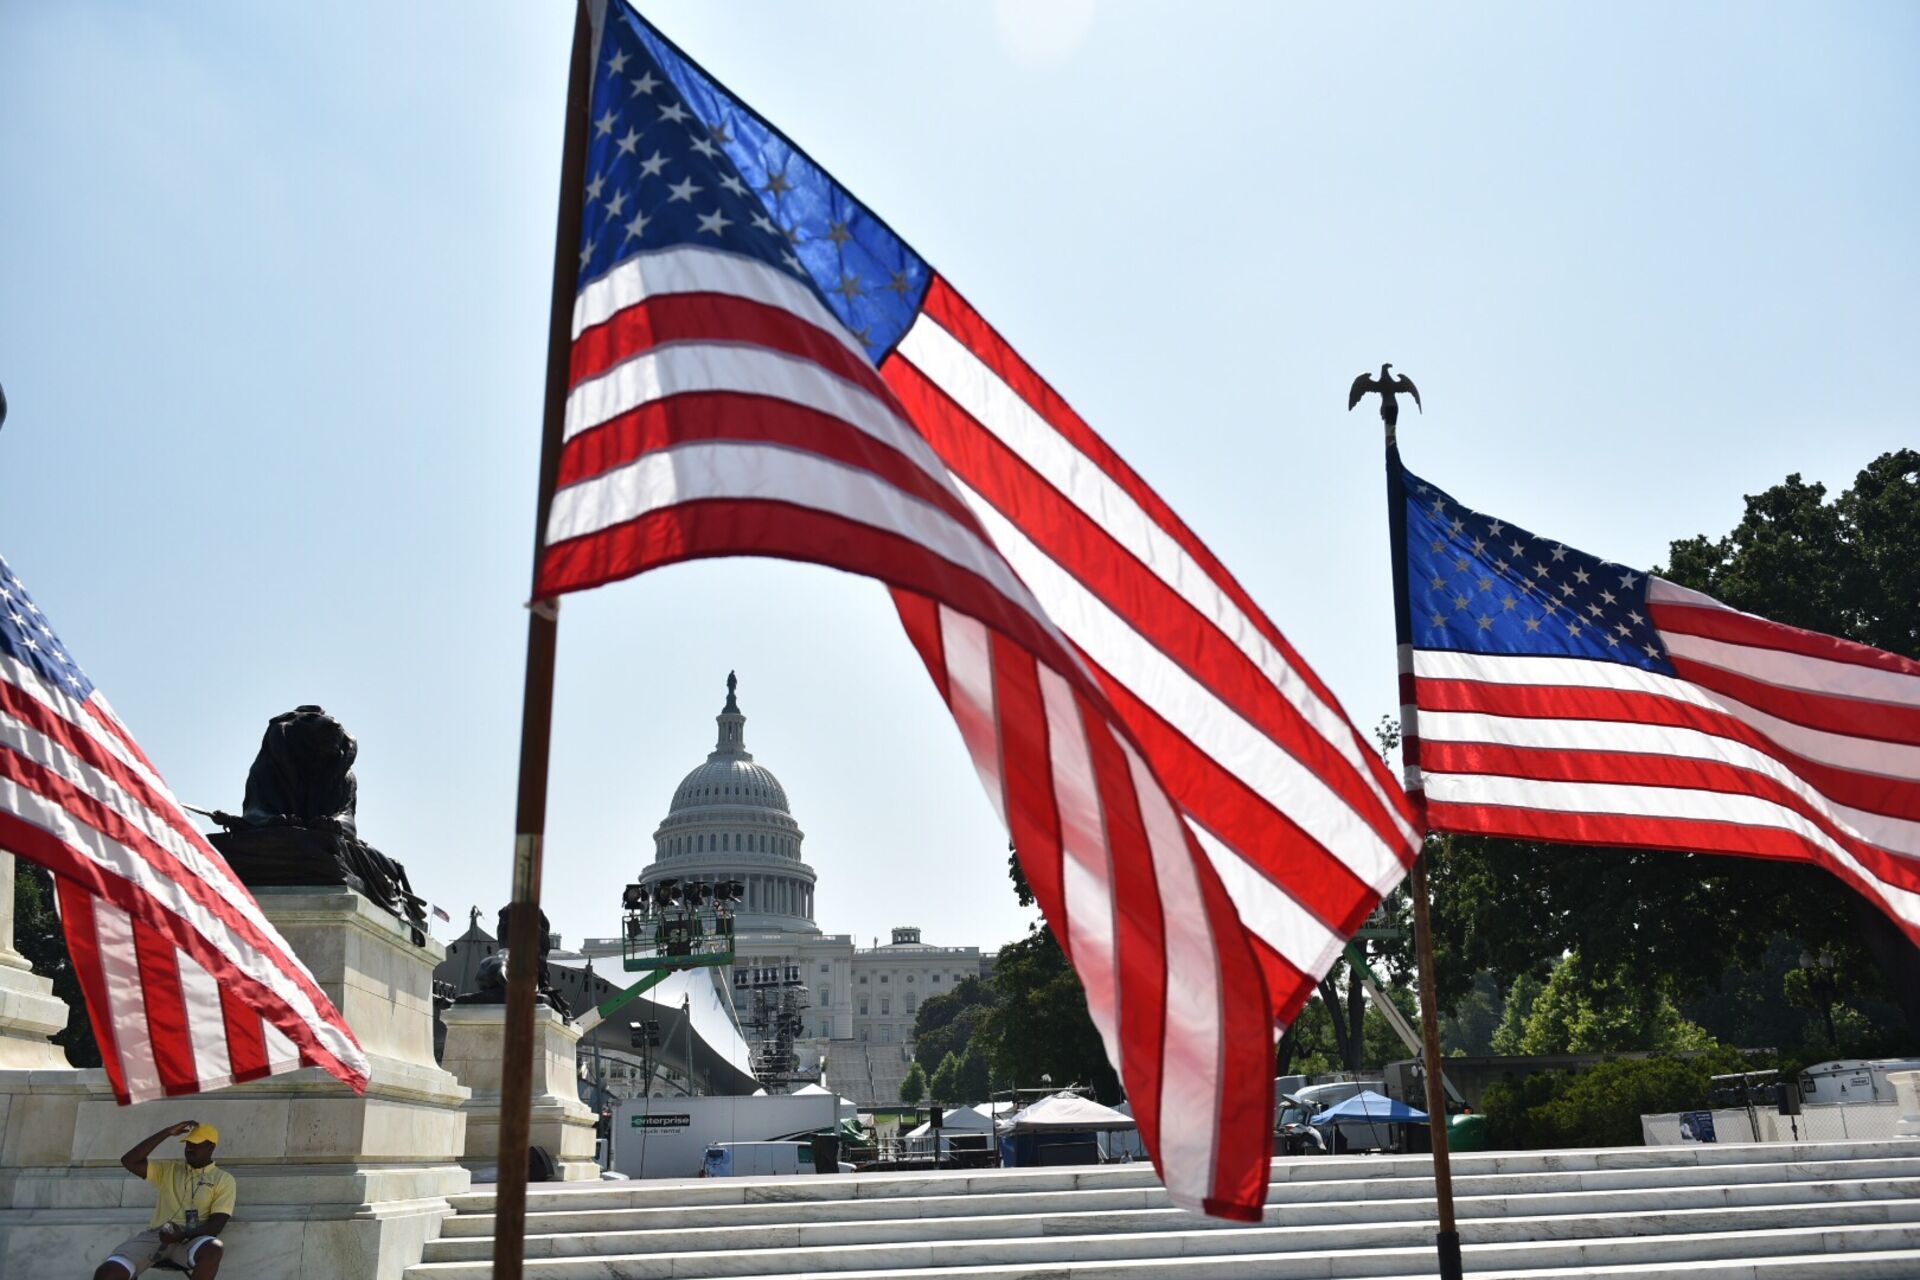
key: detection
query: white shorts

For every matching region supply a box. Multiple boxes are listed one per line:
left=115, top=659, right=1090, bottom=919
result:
left=102, top=1228, right=219, bottom=1276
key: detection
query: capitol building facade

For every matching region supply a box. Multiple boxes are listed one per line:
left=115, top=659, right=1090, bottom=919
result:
left=575, top=675, right=993, bottom=1105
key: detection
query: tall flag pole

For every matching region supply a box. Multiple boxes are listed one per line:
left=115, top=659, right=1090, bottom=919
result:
left=495, top=3, right=592, bottom=1275
left=1407, top=842, right=1463, bottom=1278
left=1353, top=366, right=1463, bottom=1280
left=1378, top=381, right=1920, bottom=1280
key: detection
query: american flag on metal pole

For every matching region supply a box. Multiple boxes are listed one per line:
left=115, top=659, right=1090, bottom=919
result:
left=1389, top=448, right=1920, bottom=947
left=0, top=554, right=369, bottom=1103
left=535, top=0, right=1421, bottom=1218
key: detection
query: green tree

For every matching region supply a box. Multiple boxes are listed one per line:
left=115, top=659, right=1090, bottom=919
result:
left=928, top=1050, right=962, bottom=1103
left=898, top=1059, right=927, bottom=1105
left=952, top=1042, right=993, bottom=1101
left=976, top=923, right=1121, bottom=1101
left=1428, top=451, right=1920, bottom=1040
left=1490, top=971, right=1543, bottom=1057
left=1276, top=964, right=1424, bottom=1077
left=1480, top=1046, right=1754, bottom=1149
left=13, top=861, right=98, bottom=1067
left=912, top=975, right=992, bottom=1075
left=1440, top=972, right=1504, bottom=1057
left=1515, top=953, right=1716, bottom=1055
left=1276, top=991, right=1337, bottom=1078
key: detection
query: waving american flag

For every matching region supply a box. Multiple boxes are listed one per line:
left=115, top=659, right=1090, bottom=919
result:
left=537, top=1, right=1421, bottom=1217
left=0, top=554, right=369, bottom=1103
left=1391, top=450, right=1920, bottom=947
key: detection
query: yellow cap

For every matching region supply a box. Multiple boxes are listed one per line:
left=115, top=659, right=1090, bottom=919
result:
left=183, top=1123, right=219, bottom=1146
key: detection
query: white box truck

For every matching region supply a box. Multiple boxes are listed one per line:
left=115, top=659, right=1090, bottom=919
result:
left=612, top=1094, right=837, bottom=1178
left=701, top=1140, right=854, bottom=1177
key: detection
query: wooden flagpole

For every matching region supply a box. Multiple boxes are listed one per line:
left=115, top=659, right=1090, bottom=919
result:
left=1411, top=839, right=1464, bottom=1279
left=495, top=5, right=592, bottom=1277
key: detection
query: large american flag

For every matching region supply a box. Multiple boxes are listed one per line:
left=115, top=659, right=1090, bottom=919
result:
left=536, top=1, right=1421, bottom=1218
left=1390, top=449, right=1920, bottom=947
left=0, top=554, right=369, bottom=1103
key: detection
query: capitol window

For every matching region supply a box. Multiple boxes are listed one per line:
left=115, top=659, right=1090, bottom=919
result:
left=880, top=975, right=889, bottom=984
left=880, top=997, right=890, bottom=1015
left=858, top=975, right=867, bottom=984
left=858, top=1001, right=868, bottom=1016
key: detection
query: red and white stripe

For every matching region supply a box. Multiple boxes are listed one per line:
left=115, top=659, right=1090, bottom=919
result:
left=0, top=650, right=369, bottom=1103
left=540, top=236, right=1421, bottom=1218
left=1408, top=577, right=1920, bottom=944
left=885, top=281, right=1424, bottom=1012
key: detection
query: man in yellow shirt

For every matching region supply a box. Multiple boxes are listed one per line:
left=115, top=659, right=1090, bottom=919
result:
left=92, top=1120, right=236, bottom=1279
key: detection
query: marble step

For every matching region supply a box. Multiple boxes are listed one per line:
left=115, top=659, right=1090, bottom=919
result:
left=450, top=1138, right=1920, bottom=1217
left=412, top=1201, right=1920, bottom=1275
left=406, top=1222, right=1920, bottom=1280
left=1441, top=1254, right=1920, bottom=1280
left=437, top=1159, right=1920, bottom=1239
left=424, top=1176, right=1920, bottom=1259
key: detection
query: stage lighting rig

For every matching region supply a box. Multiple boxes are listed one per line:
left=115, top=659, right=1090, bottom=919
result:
left=618, top=871, right=738, bottom=972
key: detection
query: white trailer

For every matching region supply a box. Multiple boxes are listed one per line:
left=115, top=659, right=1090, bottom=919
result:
left=611, top=1094, right=837, bottom=1178
left=1799, top=1059, right=1920, bottom=1106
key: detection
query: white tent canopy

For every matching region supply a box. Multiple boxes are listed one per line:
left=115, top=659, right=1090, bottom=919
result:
left=792, top=1082, right=859, bottom=1122
left=1004, top=1092, right=1137, bottom=1133
left=903, top=1103, right=997, bottom=1141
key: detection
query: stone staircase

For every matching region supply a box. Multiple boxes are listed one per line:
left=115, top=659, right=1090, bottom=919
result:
left=406, top=1138, right=1920, bottom=1279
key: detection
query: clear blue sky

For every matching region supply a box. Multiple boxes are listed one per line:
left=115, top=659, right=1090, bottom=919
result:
left=2, top=2, right=1914, bottom=955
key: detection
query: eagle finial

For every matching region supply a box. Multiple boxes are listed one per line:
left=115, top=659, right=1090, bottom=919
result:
left=1348, top=363, right=1423, bottom=441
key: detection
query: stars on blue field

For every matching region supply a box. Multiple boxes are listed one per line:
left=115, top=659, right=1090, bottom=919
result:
left=1400, top=469, right=1675, bottom=676
left=0, top=556, right=95, bottom=700
left=575, top=6, right=932, bottom=361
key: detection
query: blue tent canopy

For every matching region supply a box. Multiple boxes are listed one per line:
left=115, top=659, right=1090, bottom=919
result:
left=1309, top=1090, right=1428, bottom=1127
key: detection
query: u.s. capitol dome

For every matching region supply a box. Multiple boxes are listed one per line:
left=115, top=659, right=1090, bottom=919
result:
left=643, top=672, right=819, bottom=933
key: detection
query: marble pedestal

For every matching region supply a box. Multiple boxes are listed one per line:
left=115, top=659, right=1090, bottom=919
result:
left=0, top=854, right=69, bottom=1071
left=0, top=886, right=471, bottom=1280
left=440, top=1002, right=600, bottom=1181
left=1892, top=1070, right=1920, bottom=1137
